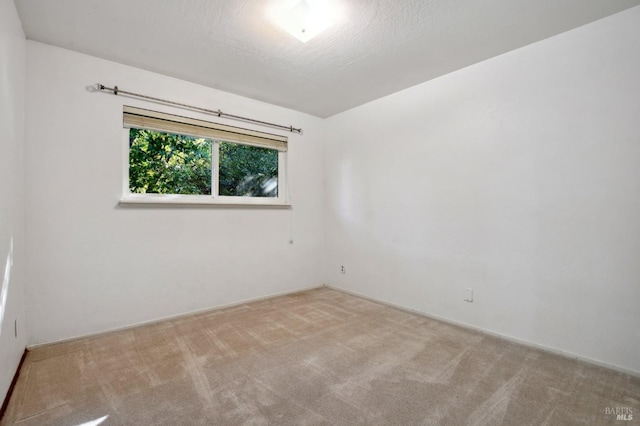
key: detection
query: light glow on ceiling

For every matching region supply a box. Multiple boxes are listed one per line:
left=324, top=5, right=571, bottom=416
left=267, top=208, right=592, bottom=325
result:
left=269, top=0, right=340, bottom=43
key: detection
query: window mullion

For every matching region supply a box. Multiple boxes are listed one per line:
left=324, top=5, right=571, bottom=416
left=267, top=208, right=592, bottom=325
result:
left=278, top=151, right=286, bottom=202
left=212, top=140, right=220, bottom=197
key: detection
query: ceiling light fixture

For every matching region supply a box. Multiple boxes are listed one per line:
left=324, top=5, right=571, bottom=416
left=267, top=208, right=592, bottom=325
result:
left=273, top=0, right=336, bottom=43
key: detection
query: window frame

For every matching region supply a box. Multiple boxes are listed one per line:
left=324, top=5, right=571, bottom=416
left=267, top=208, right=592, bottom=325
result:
left=120, top=107, right=290, bottom=207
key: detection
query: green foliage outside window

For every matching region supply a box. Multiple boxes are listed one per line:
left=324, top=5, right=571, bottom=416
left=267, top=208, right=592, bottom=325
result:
left=129, top=129, right=278, bottom=197
left=129, top=129, right=212, bottom=195
left=219, top=142, right=278, bottom=197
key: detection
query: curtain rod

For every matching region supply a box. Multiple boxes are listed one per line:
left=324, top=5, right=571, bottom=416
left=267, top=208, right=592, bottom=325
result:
left=97, top=84, right=302, bottom=134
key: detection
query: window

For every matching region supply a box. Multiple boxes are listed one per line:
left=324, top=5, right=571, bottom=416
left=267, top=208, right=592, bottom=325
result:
left=121, top=106, right=289, bottom=206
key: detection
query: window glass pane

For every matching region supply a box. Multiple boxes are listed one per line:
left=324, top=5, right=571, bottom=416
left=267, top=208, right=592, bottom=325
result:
left=219, top=142, right=278, bottom=197
left=129, top=128, right=212, bottom=195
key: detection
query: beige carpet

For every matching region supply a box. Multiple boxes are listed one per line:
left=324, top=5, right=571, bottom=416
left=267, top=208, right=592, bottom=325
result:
left=1, top=287, right=639, bottom=425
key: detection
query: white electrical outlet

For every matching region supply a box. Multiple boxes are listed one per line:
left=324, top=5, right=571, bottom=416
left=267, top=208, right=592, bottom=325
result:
left=464, top=288, right=473, bottom=303
left=340, top=265, right=346, bottom=274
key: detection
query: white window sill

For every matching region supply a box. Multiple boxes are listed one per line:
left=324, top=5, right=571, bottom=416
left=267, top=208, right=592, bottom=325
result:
left=119, top=194, right=291, bottom=207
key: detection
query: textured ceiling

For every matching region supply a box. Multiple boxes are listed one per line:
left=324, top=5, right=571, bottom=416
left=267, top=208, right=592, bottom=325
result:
left=14, top=0, right=640, bottom=117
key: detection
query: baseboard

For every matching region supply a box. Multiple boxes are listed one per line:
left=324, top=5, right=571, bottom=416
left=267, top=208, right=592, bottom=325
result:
left=324, top=284, right=640, bottom=378
left=0, top=349, right=28, bottom=421
left=28, top=285, right=325, bottom=350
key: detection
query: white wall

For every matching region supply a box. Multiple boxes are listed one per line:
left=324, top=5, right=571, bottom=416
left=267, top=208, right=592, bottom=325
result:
left=25, top=42, right=326, bottom=345
left=0, top=0, right=27, bottom=403
left=325, top=6, right=640, bottom=374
